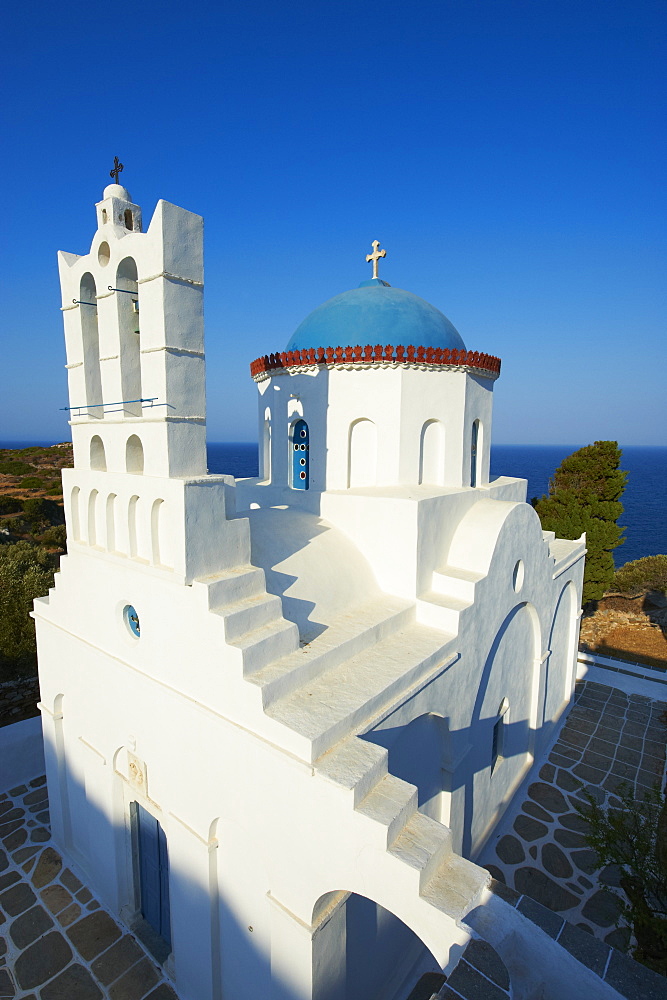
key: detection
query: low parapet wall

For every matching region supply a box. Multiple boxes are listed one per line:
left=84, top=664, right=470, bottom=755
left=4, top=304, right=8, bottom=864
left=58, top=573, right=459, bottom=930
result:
left=0, top=675, right=40, bottom=728
left=0, top=715, right=44, bottom=792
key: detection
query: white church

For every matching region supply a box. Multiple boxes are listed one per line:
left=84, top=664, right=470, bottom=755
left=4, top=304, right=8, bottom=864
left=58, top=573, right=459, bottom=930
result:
left=34, top=177, right=587, bottom=1000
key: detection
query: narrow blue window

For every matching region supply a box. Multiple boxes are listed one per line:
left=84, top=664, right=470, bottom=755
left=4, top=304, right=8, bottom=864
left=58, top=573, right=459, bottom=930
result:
left=136, top=803, right=171, bottom=947
left=291, top=419, right=309, bottom=490
left=470, top=420, right=479, bottom=487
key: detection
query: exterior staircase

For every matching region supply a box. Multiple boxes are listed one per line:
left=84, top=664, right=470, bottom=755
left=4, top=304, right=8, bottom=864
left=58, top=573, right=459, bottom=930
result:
left=196, top=541, right=486, bottom=929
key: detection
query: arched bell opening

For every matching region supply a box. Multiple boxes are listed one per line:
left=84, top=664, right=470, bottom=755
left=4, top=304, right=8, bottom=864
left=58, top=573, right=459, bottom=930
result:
left=290, top=418, right=309, bottom=490
left=90, top=435, right=106, bottom=471
left=126, top=434, right=144, bottom=475
left=116, top=257, right=142, bottom=417
left=80, top=272, right=102, bottom=419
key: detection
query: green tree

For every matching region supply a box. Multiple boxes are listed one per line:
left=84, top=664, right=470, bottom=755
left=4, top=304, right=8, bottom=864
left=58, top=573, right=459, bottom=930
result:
left=578, top=782, right=667, bottom=976
left=534, top=441, right=627, bottom=602
left=0, top=541, right=59, bottom=681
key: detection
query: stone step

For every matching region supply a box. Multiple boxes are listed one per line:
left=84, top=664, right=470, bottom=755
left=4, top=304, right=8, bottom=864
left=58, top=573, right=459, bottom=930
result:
left=417, top=591, right=469, bottom=633
left=315, top=738, right=389, bottom=807
left=421, top=852, right=489, bottom=921
left=355, top=773, right=418, bottom=845
left=212, top=591, right=285, bottom=642
left=228, top=617, right=300, bottom=674
left=265, top=622, right=453, bottom=761
left=431, top=567, right=483, bottom=603
left=389, top=811, right=454, bottom=889
left=248, top=597, right=415, bottom=708
left=203, top=565, right=267, bottom=608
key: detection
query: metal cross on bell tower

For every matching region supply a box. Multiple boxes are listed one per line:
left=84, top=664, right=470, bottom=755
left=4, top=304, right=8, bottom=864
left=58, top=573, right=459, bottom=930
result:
left=366, top=240, right=387, bottom=280
left=109, top=156, right=124, bottom=184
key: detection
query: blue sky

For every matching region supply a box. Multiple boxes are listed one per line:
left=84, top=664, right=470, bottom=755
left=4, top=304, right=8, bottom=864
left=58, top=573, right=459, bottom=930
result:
left=1, top=0, right=665, bottom=445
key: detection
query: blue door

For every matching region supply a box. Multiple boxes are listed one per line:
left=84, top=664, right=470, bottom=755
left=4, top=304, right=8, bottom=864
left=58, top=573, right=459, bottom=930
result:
left=137, top=803, right=171, bottom=946
left=470, top=420, right=478, bottom=487
left=291, top=419, right=309, bottom=490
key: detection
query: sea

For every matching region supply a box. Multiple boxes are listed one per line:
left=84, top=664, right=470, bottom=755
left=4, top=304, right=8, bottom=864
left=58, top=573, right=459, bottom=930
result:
left=2, top=441, right=665, bottom=567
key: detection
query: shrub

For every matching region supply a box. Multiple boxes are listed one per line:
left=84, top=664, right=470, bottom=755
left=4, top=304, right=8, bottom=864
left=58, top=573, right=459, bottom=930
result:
left=39, top=524, right=67, bottom=550
left=577, top=782, right=667, bottom=976
left=0, top=461, right=36, bottom=476
left=0, top=496, right=22, bottom=515
left=613, top=555, right=667, bottom=597
left=22, top=497, right=64, bottom=527
left=0, top=541, right=59, bottom=681
left=19, top=477, right=44, bottom=489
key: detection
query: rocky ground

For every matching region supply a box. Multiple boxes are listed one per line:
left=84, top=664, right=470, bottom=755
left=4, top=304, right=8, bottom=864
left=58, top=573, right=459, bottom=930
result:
left=580, top=593, right=667, bottom=670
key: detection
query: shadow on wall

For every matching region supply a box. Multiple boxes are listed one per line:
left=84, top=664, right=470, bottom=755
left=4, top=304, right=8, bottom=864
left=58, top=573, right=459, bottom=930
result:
left=363, top=599, right=570, bottom=861
left=247, top=506, right=381, bottom=643
left=36, top=725, right=443, bottom=1000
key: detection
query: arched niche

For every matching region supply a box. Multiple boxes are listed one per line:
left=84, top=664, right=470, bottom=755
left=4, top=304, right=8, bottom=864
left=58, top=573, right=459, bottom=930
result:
left=310, top=890, right=441, bottom=1000
left=106, top=493, right=117, bottom=551
left=348, top=418, right=377, bottom=488
left=116, top=257, right=142, bottom=417
left=80, top=272, right=102, bottom=418
left=419, top=420, right=445, bottom=485
left=70, top=486, right=81, bottom=541
left=128, top=494, right=140, bottom=558
left=151, top=498, right=172, bottom=569
left=126, top=434, right=144, bottom=475
left=544, top=581, right=579, bottom=723
left=87, top=489, right=99, bottom=546
left=90, top=435, right=106, bottom=471
left=464, top=601, right=540, bottom=855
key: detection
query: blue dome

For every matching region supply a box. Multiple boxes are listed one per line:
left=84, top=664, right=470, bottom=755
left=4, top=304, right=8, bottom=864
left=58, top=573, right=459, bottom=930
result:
left=286, top=279, right=466, bottom=352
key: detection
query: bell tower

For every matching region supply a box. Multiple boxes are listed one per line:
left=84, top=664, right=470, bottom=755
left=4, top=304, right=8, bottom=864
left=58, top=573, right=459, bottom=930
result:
left=58, top=167, right=206, bottom=479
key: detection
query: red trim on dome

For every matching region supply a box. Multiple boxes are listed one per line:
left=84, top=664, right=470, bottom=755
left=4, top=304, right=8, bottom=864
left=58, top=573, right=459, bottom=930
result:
left=249, top=345, right=501, bottom=379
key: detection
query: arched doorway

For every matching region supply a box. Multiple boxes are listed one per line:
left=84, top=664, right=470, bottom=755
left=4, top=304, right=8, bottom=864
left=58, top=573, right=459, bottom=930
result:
left=311, top=891, right=440, bottom=1000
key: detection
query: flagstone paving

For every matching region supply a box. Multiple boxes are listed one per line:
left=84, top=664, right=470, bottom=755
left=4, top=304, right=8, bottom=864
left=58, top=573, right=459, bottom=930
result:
left=480, top=679, right=667, bottom=950
left=0, top=780, right=179, bottom=1000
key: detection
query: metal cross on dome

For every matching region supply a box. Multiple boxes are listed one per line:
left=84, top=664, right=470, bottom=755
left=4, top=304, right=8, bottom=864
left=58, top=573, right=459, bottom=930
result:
left=109, top=156, right=124, bottom=183
left=366, top=240, right=386, bottom=280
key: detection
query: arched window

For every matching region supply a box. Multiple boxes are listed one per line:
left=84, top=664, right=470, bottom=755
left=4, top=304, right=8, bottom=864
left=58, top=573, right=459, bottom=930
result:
left=348, top=418, right=377, bottom=488
left=262, top=408, right=271, bottom=482
left=126, top=435, right=144, bottom=475
left=90, top=435, right=106, bottom=471
left=124, top=209, right=134, bottom=230
left=80, top=273, right=102, bottom=418
left=492, top=698, right=510, bottom=773
left=470, top=419, right=481, bottom=487
left=290, top=419, right=309, bottom=490
left=116, top=258, right=142, bottom=417
left=419, top=420, right=445, bottom=485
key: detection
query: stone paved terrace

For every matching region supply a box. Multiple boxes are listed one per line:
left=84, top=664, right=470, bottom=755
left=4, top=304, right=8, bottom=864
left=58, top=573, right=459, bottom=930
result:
left=480, top=678, right=667, bottom=949
left=0, top=779, right=179, bottom=1000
